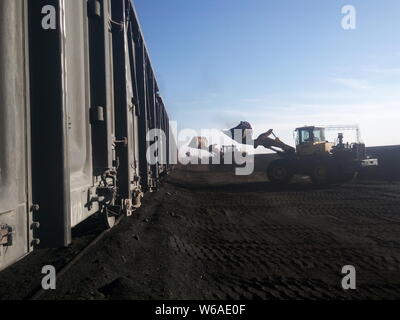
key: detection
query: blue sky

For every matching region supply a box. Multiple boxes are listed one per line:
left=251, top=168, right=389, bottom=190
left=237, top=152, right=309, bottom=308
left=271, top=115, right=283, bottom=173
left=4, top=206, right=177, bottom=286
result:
left=134, top=0, right=400, bottom=147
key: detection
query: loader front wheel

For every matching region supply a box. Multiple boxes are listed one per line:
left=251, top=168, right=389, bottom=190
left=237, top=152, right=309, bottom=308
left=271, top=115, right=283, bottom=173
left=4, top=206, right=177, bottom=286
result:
left=267, top=160, right=293, bottom=185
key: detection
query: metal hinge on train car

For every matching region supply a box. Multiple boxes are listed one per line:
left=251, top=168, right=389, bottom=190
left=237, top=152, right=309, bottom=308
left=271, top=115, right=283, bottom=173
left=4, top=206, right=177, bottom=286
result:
left=87, top=0, right=101, bottom=18
left=132, top=98, right=140, bottom=117
left=90, top=106, right=105, bottom=123
left=114, top=137, right=128, bottom=147
left=0, top=225, right=14, bottom=247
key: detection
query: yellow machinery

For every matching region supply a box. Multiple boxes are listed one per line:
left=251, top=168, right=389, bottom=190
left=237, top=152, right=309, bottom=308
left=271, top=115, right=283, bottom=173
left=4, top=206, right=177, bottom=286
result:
left=227, top=122, right=378, bottom=185
left=294, top=126, right=334, bottom=156
left=259, top=126, right=377, bottom=185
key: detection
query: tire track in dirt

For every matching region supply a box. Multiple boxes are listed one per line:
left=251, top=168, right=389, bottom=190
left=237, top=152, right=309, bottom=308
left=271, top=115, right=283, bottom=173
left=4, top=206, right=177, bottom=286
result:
left=163, top=169, right=400, bottom=299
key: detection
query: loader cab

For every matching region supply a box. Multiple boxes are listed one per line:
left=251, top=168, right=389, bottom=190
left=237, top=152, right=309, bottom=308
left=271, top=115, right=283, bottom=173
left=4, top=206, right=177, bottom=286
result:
left=295, top=126, right=325, bottom=145
left=295, top=126, right=333, bottom=156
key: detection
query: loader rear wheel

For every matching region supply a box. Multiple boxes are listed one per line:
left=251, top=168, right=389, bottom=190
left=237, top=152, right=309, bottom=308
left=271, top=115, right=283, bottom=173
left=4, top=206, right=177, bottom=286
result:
left=267, top=160, right=293, bottom=185
left=334, top=171, right=356, bottom=184
left=310, top=163, right=331, bottom=185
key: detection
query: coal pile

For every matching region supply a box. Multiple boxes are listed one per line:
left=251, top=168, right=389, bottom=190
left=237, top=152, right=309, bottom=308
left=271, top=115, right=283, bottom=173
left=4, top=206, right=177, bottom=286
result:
left=360, top=145, right=400, bottom=181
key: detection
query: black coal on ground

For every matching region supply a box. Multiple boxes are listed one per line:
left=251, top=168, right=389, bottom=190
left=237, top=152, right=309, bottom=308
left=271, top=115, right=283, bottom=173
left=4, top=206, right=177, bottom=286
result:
left=362, top=145, right=400, bottom=181
left=1, top=165, right=400, bottom=300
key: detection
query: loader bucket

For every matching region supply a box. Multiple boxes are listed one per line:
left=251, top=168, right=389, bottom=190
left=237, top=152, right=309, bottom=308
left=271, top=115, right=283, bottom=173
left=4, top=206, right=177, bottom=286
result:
left=223, top=121, right=254, bottom=145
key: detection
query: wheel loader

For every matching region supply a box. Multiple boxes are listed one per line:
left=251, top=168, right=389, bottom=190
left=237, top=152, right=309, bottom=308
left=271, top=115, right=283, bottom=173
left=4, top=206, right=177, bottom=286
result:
left=226, top=123, right=378, bottom=185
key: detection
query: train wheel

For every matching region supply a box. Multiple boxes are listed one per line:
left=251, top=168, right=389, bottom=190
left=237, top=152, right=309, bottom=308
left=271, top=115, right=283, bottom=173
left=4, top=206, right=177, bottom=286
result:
left=101, top=207, right=118, bottom=229
left=267, top=160, right=293, bottom=185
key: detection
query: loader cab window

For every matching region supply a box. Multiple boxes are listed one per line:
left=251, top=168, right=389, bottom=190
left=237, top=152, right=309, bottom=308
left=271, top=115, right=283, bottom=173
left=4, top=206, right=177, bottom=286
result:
left=296, top=128, right=312, bottom=145
left=302, top=130, right=312, bottom=143
left=296, top=127, right=326, bottom=145
left=313, top=128, right=325, bottom=142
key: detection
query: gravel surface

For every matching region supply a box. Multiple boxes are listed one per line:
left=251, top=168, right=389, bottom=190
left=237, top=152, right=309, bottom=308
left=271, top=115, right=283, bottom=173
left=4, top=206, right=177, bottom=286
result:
left=1, top=166, right=400, bottom=300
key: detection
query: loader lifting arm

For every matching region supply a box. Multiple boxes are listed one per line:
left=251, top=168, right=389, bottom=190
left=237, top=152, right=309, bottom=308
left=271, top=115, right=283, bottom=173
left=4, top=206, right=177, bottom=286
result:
left=223, top=122, right=295, bottom=154
left=254, top=129, right=295, bottom=154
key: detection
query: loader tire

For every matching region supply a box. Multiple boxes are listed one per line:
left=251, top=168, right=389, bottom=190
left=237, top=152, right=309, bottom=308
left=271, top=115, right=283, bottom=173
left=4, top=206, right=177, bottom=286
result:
left=310, top=162, right=331, bottom=185
left=334, top=170, right=356, bottom=184
left=267, top=160, right=293, bottom=185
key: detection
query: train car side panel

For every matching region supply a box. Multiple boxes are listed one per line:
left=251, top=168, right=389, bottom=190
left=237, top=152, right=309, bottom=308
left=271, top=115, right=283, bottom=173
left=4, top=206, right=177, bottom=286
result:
left=0, top=0, right=32, bottom=271
left=29, top=0, right=72, bottom=247
left=64, top=1, right=102, bottom=227
left=111, top=0, right=143, bottom=213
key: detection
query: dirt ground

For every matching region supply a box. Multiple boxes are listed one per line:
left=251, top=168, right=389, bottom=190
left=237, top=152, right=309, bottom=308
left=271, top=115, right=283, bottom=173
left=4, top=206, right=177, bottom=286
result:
left=1, top=165, right=400, bottom=300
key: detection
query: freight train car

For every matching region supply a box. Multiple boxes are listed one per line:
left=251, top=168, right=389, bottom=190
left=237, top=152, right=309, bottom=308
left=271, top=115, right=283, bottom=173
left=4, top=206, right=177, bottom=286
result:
left=0, top=0, right=33, bottom=273
left=0, top=0, right=173, bottom=271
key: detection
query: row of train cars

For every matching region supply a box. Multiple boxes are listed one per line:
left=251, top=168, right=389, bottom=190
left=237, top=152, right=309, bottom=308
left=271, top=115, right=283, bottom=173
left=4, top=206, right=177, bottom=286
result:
left=0, top=0, right=174, bottom=271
